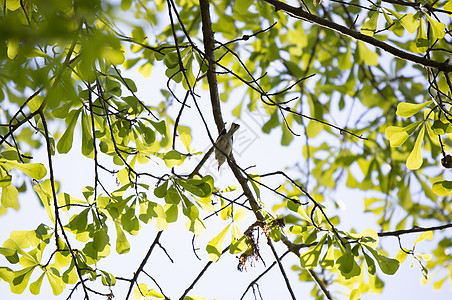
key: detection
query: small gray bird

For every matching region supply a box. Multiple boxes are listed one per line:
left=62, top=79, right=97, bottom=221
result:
left=214, top=123, right=240, bottom=170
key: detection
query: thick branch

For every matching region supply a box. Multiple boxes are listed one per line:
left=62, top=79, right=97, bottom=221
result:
left=262, top=0, right=452, bottom=73
left=199, top=0, right=224, bottom=131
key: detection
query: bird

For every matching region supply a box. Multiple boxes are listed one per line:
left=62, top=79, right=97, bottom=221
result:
left=214, top=123, right=240, bottom=170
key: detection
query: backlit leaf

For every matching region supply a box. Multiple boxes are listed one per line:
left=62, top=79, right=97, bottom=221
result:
left=406, top=125, right=425, bottom=170
left=432, top=180, right=452, bottom=196
left=206, top=224, right=231, bottom=262
left=396, top=101, right=432, bottom=118
left=361, top=11, right=379, bottom=36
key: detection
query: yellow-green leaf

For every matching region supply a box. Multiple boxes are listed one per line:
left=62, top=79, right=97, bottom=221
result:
left=445, top=1, right=452, bottom=16
left=432, top=180, right=452, bottom=196
left=10, top=266, right=36, bottom=294
left=416, top=18, right=429, bottom=53
left=7, top=39, right=19, bottom=59
left=57, top=109, right=81, bottom=154
left=115, top=223, right=130, bottom=254
left=350, top=288, right=361, bottom=300
left=300, top=234, right=327, bottom=269
left=233, top=208, right=248, bottom=222
left=230, top=224, right=247, bottom=254
left=27, top=96, right=46, bottom=113
left=102, top=45, right=125, bottom=65
left=382, top=9, right=394, bottom=25
left=185, top=218, right=206, bottom=236
left=396, top=101, right=432, bottom=118
left=6, top=0, right=21, bottom=10
left=162, top=150, right=184, bottom=168
left=385, top=9, right=419, bottom=33
left=361, top=11, right=379, bottom=36
left=349, top=229, right=379, bottom=249
left=1, top=185, right=19, bottom=210
left=206, top=224, right=231, bottom=262
left=0, top=160, right=47, bottom=180
left=414, top=231, right=433, bottom=246
left=424, top=14, right=445, bottom=40
left=178, top=126, right=191, bottom=152
left=365, top=246, right=399, bottom=275
left=357, top=41, right=378, bottom=66
left=29, top=273, right=45, bottom=295
left=46, top=267, right=65, bottom=295
left=384, top=121, right=422, bottom=147
left=406, top=125, right=425, bottom=170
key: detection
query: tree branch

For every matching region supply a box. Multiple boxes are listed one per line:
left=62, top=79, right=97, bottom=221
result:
left=262, top=0, right=452, bottom=73
left=199, top=0, right=224, bottom=132
left=378, top=223, right=452, bottom=237
left=125, top=230, right=164, bottom=300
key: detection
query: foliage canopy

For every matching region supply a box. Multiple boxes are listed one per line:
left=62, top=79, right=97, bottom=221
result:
left=1, top=0, right=452, bottom=299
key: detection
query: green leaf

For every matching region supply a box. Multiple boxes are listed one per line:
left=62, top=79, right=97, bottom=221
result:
left=396, top=101, right=432, bottom=118
left=185, top=218, right=206, bottom=236
left=230, top=224, right=247, bottom=254
left=299, top=234, right=327, bottom=269
left=29, top=272, right=45, bottom=295
left=320, top=241, right=335, bottom=269
left=365, top=246, right=399, bottom=275
left=0, top=160, right=47, bottom=180
left=154, top=181, right=168, bottom=198
left=165, top=203, right=179, bottom=223
left=6, top=0, right=21, bottom=10
left=414, top=231, right=433, bottom=247
left=416, top=18, right=429, bottom=53
left=57, top=193, right=85, bottom=211
left=57, top=109, right=81, bottom=154
left=1, top=185, right=19, bottom=210
left=181, top=195, right=199, bottom=221
left=384, top=121, right=422, bottom=147
left=164, top=186, right=180, bottom=204
left=349, top=228, right=379, bottom=249
left=206, top=224, right=231, bottom=262
left=361, top=11, right=379, bottom=36
left=162, top=150, right=184, bottom=168
left=445, top=1, right=452, bottom=16
left=133, top=283, right=165, bottom=299
left=424, top=14, right=445, bottom=40
left=27, top=96, right=46, bottom=113
left=7, top=39, right=19, bottom=59
left=46, top=267, right=65, bottom=295
left=336, top=252, right=355, bottom=274
left=338, top=45, right=352, bottom=70
left=385, top=9, right=419, bottom=33
left=248, top=174, right=261, bottom=202
left=115, top=223, right=130, bottom=254
left=357, top=41, right=378, bottom=66
left=363, top=251, right=376, bottom=275
left=382, top=9, right=394, bottom=25
left=431, top=119, right=452, bottom=135
left=150, top=120, right=167, bottom=135
left=432, top=180, right=452, bottom=196
left=406, top=125, right=425, bottom=170
left=93, top=229, right=109, bottom=252
left=350, top=288, right=361, bottom=300
left=81, top=111, right=94, bottom=157
left=11, top=266, right=36, bottom=294
left=178, top=126, right=192, bottom=152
